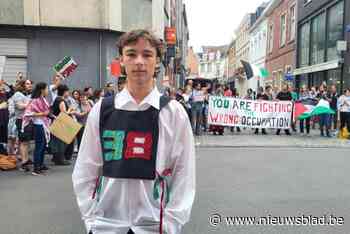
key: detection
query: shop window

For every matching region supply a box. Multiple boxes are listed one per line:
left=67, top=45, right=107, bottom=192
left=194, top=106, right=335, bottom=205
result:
left=327, top=1, right=344, bottom=61
left=310, top=12, right=326, bottom=65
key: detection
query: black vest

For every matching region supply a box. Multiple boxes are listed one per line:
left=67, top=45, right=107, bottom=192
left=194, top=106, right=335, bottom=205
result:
left=99, top=95, right=170, bottom=180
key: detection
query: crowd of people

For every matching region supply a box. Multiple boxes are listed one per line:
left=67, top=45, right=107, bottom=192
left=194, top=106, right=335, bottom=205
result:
left=170, top=80, right=350, bottom=139
left=0, top=73, right=127, bottom=175
left=1, top=71, right=350, bottom=174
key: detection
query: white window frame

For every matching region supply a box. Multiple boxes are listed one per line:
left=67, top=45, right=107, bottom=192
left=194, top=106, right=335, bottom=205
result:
left=289, top=5, right=296, bottom=42
left=280, top=13, right=287, bottom=47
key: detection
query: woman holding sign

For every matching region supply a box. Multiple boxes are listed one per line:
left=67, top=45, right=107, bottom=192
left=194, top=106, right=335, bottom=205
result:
left=50, top=84, right=75, bottom=166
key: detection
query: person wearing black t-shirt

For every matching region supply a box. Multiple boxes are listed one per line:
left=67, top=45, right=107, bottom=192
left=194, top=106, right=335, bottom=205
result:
left=276, top=85, right=292, bottom=136
left=255, top=87, right=269, bottom=135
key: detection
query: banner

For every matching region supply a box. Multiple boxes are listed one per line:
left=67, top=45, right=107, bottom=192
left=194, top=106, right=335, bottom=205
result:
left=49, top=112, right=82, bottom=144
left=208, top=96, right=293, bottom=129
left=53, top=56, right=78, bottom=78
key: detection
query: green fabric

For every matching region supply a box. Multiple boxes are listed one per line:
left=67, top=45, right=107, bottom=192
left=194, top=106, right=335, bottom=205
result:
left=298, top=106, right=335, bottom=120
left=259, top=68, right=269, bottom=78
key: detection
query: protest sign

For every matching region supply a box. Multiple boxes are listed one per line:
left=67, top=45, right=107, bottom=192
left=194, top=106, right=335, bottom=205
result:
left=49, top=112, right=82, bottom=144
left=208, top=96, right=293, bottom=129
left=53, top=56, right=78, bottom=78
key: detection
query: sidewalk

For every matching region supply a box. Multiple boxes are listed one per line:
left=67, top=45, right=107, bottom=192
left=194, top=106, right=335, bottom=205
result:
left=195, top=129, right=350, bottom=148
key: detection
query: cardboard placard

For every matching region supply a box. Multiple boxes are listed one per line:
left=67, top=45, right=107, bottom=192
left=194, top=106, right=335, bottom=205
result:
left=49, top=112, right=82, bottom=144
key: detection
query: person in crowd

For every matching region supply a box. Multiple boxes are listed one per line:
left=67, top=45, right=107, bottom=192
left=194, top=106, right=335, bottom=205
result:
left=92, top=89, right=105, bottom=103
left=104, top=82, right=115, bottom=97
left=13, top=80, right=33, bottom=171
left=298, top=85, right=312, bottom=136
left=224, top=85, right=232, bottom=97
left=182, top=85, right=192, bottom=120
left=328, top=85, right=339, bottom=131
left=202, top=85, right=210, bottom=132
left=309, top=86, right=319, bottom=129
left=72, top=29, right=195, bottom=234
left=50, top=84, right=74, bottom=165
left=337, top=88, right=350, bottom=139
left=75, top=93, right=93, bottom=150
left=255, top=86, right=269, bottom=135
left=84, top=86, right=95, bottom=106
left=310, top=86, right=318, bottom=99
left=276, top=84, right=292, bottom=136
left=272, top=86, right=279, bottom=100
left=0, top=79, right=15, bottom=154
left=265, top=85, right=273, bottom=100
left=16, top=72, right=24, bottom=83
left=288, top=86, right=298, bottom=132
left=7, top=92, right=17, bottom=156
left=23, top=82, right=51, bottom=175
left=232, top=88, right=240, bottom=98
left=317, top=84, right=332, bottom=137
left=225, top=86, right=241, bottom=133
left=117, top=76, right=127, bottom=93
left=245, top=88, right=254, bottom=100
left=191, top=83, right=206, bottom=135
left=70, top=90, right=81, bottom=110
left=48, top=74, right=62, bottom=104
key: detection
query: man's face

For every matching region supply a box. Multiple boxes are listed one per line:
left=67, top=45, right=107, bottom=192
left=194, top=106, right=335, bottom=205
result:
left=331, top=86, right=337, bottom=93
left=120, top=38, right=157, bottom=87
left=54, top=76, right=61, bottom=85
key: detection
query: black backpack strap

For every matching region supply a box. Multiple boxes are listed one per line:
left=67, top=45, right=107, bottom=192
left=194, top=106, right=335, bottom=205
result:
left=159, top=95, right=171, bottom=110
left=99, top=96, right=115, bottom=137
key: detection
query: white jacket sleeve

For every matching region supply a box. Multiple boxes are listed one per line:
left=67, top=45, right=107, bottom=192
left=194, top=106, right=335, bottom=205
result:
left=72, top=101, right=103, bottom=233
left=165, top=104, right=196, bottom=234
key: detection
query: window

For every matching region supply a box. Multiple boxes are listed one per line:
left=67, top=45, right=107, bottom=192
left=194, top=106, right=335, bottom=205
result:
left=327, top=1, right=344, bottom=61
left=200, top=64, right=205, bottom=73
left=299, top=22, right=310, bottom=67
left=304, top=0, right=312, bottom=5
left=289, top=5, right=296, bottom=41
left=310, top=12, right=326, bottom=65
left=280, top=14, right=287, bottom=47
left=208, top=63, right=212, bottom=72
left=268, top=24, right=274, bottom=53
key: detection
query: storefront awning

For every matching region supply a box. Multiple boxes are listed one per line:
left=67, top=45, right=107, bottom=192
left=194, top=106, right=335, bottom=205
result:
left=293, top=59, right=342, bottom=76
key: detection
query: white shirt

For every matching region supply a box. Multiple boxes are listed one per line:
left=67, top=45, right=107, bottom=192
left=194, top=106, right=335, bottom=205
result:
left=72, top=87, right=196, bottom=234
left=49, top=84, right=58, bottom=104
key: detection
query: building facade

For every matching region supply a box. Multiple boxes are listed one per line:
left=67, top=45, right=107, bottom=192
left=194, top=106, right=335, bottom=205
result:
left=0, top=0, right=189, bottom=89
left=234, top=13, right=256, bottom=96
left=294, top=0, right=349, bottom=92
left=226, top=39, right=237, bottom=91
left=198, top=45, right=228, bottom=82
left=249, top=4, right=269, bottom=92
left=186, top=47, right=199, bottom=78
left=265, top=0, right=297, bottom=89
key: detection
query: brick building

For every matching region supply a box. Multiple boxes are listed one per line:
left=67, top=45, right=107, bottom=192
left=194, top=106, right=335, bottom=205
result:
left=265, top=0, right=297, bottom=89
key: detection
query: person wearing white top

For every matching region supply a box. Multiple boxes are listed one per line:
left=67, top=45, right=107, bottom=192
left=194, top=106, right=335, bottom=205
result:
left=72, top=30, right=196, bottom=234
left=337, top=88, right=350, bottom=135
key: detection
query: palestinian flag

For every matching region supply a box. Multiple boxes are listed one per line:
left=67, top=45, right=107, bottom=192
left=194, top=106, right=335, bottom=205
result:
left=53, top=56, right=78, bottom=78
left=241, top=60, right=269, bottom=79
left=298, top=99, right=335, bottom=120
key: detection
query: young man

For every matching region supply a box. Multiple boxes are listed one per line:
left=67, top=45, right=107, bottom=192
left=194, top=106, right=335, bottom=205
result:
left=72, top=30, right=196, bottom=234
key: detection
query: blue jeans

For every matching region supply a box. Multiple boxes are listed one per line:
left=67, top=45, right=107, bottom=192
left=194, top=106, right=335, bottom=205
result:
left=191, top=102, right=203, bottom=135
left=33, top=124, right=46, bottom=169
left=319, top=114, right=331, bottom=129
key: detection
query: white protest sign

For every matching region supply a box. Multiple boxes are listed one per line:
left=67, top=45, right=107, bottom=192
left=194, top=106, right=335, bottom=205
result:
left=208, top=96, right=293, bottom=129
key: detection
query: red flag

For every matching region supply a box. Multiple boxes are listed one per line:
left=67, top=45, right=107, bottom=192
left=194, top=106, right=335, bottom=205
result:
left=294, top=102, right=307, bottom=119
left=111, top=59, right=121, bottom=77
